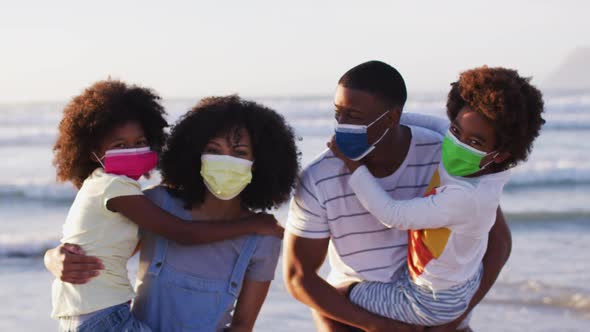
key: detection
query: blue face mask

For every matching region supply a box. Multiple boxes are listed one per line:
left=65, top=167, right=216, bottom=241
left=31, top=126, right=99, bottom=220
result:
left=334, top=111, right=390, bottom=161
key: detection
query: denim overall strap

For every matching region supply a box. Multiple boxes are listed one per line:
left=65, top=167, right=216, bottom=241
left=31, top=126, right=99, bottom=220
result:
left=146, top=193, right=172, bottom=277
left=226, top=235, right=260, bottom=296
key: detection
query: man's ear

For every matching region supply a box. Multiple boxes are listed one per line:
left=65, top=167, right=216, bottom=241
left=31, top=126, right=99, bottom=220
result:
left=386, top=107, right=402, bottom=128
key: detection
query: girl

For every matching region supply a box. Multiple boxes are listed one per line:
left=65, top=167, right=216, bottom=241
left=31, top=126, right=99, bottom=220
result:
left=329, top=66, right=545, bottom=326
left=50, top=81, right=283, bottom=332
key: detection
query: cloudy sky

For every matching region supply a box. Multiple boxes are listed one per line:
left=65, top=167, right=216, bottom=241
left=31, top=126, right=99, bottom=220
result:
left=1, top=0, right=588, bottom=102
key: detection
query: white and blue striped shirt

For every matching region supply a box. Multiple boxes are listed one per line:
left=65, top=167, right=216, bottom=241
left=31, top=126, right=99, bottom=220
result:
left=286, top=125, right=442, bottom=285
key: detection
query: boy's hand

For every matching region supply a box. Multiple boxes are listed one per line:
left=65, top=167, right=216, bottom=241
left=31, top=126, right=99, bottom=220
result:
left=327, top=136, right=363, bottom=172
left=44, top=243, right=103, bottom=284
left=249, top=213, right=284, bottom=238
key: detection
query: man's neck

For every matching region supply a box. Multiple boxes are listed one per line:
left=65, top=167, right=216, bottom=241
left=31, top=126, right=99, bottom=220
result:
left=364, top=125, right=412, bottom=178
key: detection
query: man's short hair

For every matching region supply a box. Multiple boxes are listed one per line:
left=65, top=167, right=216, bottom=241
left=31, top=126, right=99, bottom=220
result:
left=338, top=60, right=407, bottom=108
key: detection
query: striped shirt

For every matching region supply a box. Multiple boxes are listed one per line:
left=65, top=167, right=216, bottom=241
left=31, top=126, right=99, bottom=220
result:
left=286, top=125, right=442, bottom=285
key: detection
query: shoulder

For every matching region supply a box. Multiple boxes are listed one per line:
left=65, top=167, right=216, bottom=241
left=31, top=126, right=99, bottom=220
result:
left=251, top=235, right=282, bottom=266
left=300, top=149, right=349, bottom=187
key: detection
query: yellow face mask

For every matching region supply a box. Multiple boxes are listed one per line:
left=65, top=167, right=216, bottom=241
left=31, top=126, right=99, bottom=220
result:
left=200, top=154, right=253, bottom=200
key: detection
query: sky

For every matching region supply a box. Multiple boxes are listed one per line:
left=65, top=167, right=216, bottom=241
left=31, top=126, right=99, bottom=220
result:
left=0, top=0, right=588, bottom=103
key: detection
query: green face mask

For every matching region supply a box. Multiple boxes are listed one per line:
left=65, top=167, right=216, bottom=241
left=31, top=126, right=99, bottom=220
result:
left=200, top=154, right=253, bottom=200
left=441, top=130, right=497, bottom=177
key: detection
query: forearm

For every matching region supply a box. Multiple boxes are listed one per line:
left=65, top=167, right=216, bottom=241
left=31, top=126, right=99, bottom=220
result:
left=109, top=195, right=258, bottom=245
left=286, top=269, right=381, bottom=330
left=400, top=112, right=449, bottom=136
left=349, top=166, right=448, bottom=230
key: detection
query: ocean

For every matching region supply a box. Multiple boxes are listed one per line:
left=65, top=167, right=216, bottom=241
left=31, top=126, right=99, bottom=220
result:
left=1, top=93, right=589, bottom=331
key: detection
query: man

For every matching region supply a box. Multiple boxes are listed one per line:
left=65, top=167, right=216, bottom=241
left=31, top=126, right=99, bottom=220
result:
left=283, top=61, right=511, bottom=332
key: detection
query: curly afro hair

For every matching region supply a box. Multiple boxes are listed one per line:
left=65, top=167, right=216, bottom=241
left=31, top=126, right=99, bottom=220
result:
left=53, top=80, right=168, bottom=188
left=160, top=95, right=300, bottom=211
left=447, top=66, right=545, bottom=170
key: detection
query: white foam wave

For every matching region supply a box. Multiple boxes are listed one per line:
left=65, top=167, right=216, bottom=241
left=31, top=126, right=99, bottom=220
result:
left=0, top=233, right=59, bottom=258
left=490, top=280, right=590, bottom=316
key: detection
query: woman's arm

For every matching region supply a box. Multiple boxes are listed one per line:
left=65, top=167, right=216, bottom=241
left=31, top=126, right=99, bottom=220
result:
left=227, top=280, right=272, bottom=332
left=44, top=243, right=103, bottom=284
left=107, top=195, right=283, bottom=245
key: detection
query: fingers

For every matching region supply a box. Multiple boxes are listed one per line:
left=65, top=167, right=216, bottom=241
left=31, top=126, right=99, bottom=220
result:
left=59, top=270, right=100, bottom=284
left=62, top=243, right=85, bottom=255
left=65, top=254, right=103, bottom=266
left=63, top=262, right=104, bottom=273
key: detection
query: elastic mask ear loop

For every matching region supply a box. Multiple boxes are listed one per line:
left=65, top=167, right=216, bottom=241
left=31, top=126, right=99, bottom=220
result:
left=481, top=152, right=500, bottom=170
left=367, top=110, right=390, bottom=128
left=92, top=152, right=106, bottom=169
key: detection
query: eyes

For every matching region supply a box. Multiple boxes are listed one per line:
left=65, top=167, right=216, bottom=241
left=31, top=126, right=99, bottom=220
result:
left=111, top=138, right=149, bottom=149
left=334, top=108, right=363, bottom=122
left=204, top=146, right=251, bottom=158
left=450, top=125, right=483, bottom=147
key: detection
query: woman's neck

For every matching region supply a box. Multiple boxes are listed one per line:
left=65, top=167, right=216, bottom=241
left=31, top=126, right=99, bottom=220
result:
left=191, top=192, right=246, bottom=220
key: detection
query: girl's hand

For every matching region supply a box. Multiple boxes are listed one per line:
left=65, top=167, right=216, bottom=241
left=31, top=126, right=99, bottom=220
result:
left=327, top=136, right=363, bottom=172
left=249, top=213, right=284, bottom=238
left=44, top=243, right=103, bottom=284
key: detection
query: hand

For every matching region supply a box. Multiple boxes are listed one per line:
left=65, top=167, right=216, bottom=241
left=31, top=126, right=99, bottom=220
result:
left=44, top=243, right=103, bottom=284
left=365, top=317, right=424, bottom=332
left=249, top=213, right=284, bottom=238
left=327, top=136, right=363, bottom=172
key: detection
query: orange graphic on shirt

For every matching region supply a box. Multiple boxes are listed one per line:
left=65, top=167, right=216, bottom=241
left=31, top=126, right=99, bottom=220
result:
left=407, top=169, right=451, bottom=281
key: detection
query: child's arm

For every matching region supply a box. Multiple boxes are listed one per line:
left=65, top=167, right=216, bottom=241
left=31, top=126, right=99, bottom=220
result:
left=401, top=112, right=449, bottom=136
left=107, top=195, right=283, bottom=245
left=348, top=166, right=472, bottom=230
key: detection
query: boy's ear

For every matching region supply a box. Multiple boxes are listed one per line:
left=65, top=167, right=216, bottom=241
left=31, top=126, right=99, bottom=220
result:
left=493, top=151, right=511, bottom=164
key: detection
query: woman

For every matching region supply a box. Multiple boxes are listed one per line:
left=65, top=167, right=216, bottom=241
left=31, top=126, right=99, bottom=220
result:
left=46, top=95, right=300, bottom=331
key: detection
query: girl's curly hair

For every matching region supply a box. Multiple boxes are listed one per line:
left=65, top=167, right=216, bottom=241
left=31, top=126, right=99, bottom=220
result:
left=160, top=95, right=300, bottom=210
left=53, top=80, right=168, bottom=188
left=447, top=66, right=545, bottom=170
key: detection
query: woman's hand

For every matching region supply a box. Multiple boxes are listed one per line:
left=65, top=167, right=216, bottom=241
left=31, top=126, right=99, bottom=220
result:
left=248, top=213, right=284, bottom=238
left=327, top=136, right=364, bottom=172
left=44, top=243, right=103, bottom=284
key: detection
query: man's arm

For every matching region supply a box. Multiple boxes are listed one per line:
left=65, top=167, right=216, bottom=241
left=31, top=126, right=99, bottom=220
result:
left=426, top=207, right=511, bottom=332
left=283, top=232, right=419, bottom=332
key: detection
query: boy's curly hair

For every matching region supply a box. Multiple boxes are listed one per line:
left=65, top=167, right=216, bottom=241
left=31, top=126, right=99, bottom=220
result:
left=160, top=95, right=300, bottom=210
left=447, top=66, right=545, bottom=170
left=53, top=80, right=168, bottom=188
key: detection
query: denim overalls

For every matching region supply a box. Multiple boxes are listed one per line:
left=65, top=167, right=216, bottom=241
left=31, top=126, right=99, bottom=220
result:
left=132, top=191, right=260, bottom=332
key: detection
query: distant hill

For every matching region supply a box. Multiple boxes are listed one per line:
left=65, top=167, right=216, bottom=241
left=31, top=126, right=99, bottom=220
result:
left=543, top=47, right=590, bottom=91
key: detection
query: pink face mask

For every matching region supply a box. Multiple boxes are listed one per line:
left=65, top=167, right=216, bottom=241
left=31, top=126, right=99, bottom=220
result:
left=94, top=147, right=158, bottom=180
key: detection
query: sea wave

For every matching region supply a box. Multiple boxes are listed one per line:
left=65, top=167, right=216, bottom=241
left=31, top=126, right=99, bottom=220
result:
left=0, top=233, right=59, bottom=258
left=489, top=280, right=590, bottom=318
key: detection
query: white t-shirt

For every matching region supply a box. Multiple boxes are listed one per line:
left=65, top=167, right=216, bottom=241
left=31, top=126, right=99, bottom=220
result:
left=350, top=163, right=510, bottom=290
left=286, top=126, right=442, bottom=285
left=52, top=168, right=143, bottom=318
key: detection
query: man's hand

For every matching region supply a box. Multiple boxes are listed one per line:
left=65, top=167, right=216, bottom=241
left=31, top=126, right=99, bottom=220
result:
left=327, top=136, right=363, bottom=172
left=248, top=213, right=284, bottom=238
left=44, top=243, right=103, bottom=284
